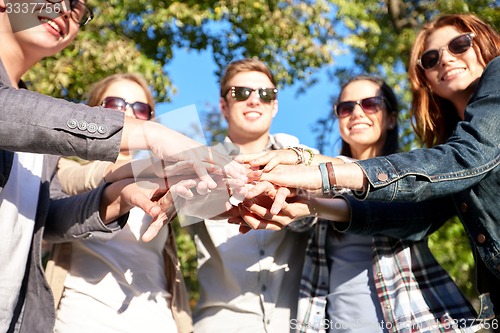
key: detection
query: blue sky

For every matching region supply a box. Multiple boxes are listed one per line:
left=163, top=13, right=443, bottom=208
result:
left=155, top=48, right=348, bottom=154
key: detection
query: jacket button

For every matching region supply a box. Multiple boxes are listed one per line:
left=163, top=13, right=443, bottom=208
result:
left=67, top=118, right=78, bottom=129
left=98, top=125, right=108, bottom=134
left=87, top=123, right=98, bottom=133
left=477, top=234, right=486, bottom=244
left=77, top=121, right=88, bottom=131
left=377, top=173, right=389, bottom=181
left=459, top=202, right=468, bottom=212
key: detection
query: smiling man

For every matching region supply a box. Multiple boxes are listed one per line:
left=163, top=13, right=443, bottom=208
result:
left=189, top=58, right=317, bottom=332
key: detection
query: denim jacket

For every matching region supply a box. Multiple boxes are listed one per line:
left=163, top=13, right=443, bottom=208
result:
left=350, top=56, right=500, bottom=281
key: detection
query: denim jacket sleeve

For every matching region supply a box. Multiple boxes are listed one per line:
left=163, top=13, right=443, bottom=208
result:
left=355, top=56, right=500, bottom=202
left=334, top=195, right=455, bottom=241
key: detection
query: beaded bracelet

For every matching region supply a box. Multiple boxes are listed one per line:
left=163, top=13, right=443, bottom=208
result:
left=303, top=148, right=315, bottom=166
left=286, top=146, right=315, bottom=165
left=318, top=162, right=331, bottom=195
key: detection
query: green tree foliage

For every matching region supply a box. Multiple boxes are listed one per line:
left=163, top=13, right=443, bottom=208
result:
left=27, top=0, right=498, bottom=307
left=26, top=0, right=343, bottom=101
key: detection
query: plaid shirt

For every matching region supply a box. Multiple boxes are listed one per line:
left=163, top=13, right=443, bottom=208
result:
left=294, top=219, right=483, bottom=333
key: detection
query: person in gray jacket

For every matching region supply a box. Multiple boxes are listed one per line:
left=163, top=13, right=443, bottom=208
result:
left=0, top=2, right=243, bottom=332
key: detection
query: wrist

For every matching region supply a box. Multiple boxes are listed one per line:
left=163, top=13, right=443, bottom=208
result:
left=308, top=198, right=319, bottom=217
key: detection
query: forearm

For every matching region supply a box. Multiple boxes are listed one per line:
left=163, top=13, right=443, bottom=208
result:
left=58, top=158, right=113, bottom=195
left=98, top=178, right=137, bottom=223
left=120, top=118, right=187, bottom=155
left=310, top=196, right=350, bottom=222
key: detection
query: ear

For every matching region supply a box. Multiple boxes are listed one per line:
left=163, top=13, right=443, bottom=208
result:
left=271, top=100, right=278, bottom=118
left=387, top=112, right=397, bottom=130
left=219, top=97, right=230, bottom=120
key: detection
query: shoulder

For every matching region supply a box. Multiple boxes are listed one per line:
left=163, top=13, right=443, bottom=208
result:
left=271, top=133, right=320, bottom=153
left=482, top=56, right=500, bottom=77
left=271, top=133, right=300, bottom=147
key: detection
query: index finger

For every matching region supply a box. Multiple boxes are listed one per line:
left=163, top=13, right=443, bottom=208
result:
left=269, top=187, right=291, bottom=215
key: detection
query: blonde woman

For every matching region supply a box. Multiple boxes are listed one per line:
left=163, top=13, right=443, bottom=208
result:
left=47, top=74, right=192, bottom=333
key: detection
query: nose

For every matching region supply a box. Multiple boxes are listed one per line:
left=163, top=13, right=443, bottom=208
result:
left=439, top=47, right=456, bottom=67
left=350, top=103, right=365, bottom=117
left=247, top=90, right=261, bottom=104
left=123, top=104, right=135, bottom=117
left=58, top=0, right=72, bottom=15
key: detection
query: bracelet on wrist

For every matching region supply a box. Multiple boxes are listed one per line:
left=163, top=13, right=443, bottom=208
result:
left=286, top=146, right=303, bottom=165
left=286, top=146, right=315, bottom=166
left=303, top=148, right=315, bottom=165
left=325, top=161, right=340, bottom=191
left=318, top=162, right=331, bottom=195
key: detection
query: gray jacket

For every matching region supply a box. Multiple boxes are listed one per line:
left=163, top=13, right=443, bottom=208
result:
left=0, top=60, right=127, bottom=332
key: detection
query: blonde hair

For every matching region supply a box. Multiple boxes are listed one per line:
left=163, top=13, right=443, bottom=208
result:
left=408, top=14, right=500, bottom=147
left=86, top=73, right=155, bottom=112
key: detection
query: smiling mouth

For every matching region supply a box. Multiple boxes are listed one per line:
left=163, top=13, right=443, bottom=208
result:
left=39, top=17, right=65, bottom=37
left=442, top=68, right=466, bottom=81
left=244, top=111, right=262, bottom=119
left=350, top=123, right=370, bottom=130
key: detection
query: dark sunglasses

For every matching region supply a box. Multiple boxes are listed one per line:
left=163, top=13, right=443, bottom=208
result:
left=101, top=97, right=153, bottom=120
left=228, top=86, right=278, bottom=103
left=417, top=33, right=475, bottom=70
left=47, top=0, right=94, bottom=27
left=334, top=96, right=386, bottom=118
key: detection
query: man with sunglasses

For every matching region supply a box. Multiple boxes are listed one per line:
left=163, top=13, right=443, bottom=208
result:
left=189, top=58, right=318, bottom=332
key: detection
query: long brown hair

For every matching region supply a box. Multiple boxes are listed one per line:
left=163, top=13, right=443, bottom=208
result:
left=409, top=14, right=500, bottom=147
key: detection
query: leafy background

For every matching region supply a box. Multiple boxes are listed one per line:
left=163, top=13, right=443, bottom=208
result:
left=29, top=0, right=499, bottom=309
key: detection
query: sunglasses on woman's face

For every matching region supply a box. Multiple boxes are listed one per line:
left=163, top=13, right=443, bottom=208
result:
left=334, top=96, right=386, bottom=118
left=46, top=0, right=94, bottom=27
left=229, top=86, right=278, bottom=103
left=101, top=97, right=153, bottom=120
left=417, top=32, right=476, bottom=70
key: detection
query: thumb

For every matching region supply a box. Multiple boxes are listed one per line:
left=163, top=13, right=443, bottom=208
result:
left=129, top=190, right=161, bottom=218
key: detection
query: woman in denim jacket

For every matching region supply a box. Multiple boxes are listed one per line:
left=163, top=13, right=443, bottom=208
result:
left=242, top=14, right=500, bottom=318
left=294, top=76, right=478, bottom=333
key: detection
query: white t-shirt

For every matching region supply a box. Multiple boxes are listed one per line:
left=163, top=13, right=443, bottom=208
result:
left=54, top=207, right=175, bottom=332
left=0, top=153, right=44, bottom=331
